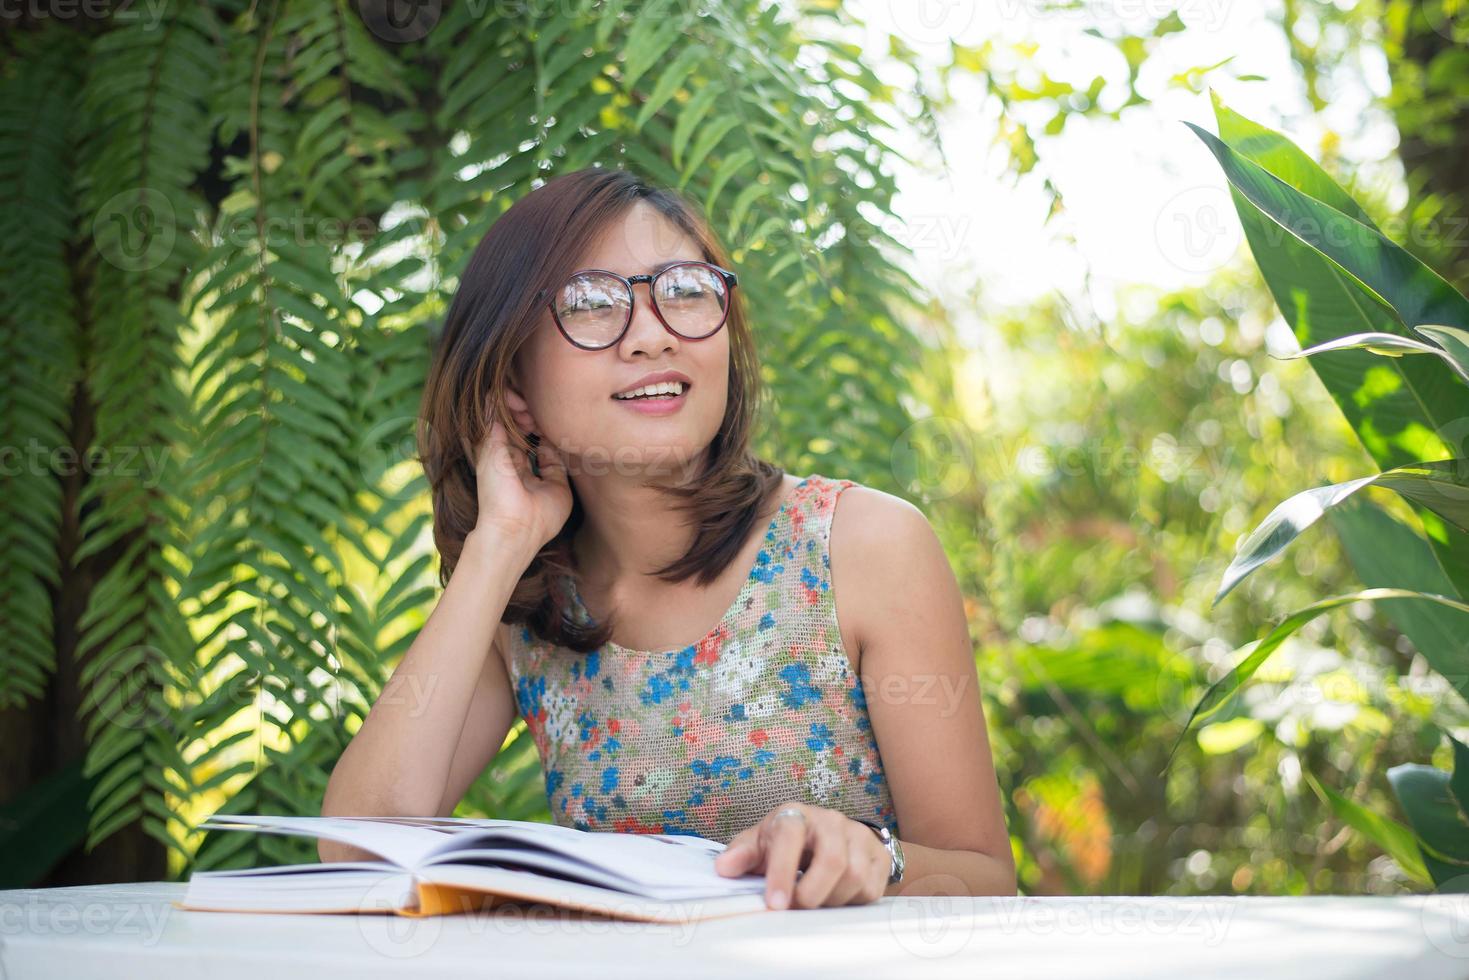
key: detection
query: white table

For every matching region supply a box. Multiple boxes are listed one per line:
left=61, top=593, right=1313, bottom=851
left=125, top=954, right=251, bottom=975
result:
left=3, top=882, right=1468, bottom=979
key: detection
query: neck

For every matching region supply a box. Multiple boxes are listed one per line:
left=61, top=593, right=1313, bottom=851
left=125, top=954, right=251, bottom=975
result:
left=570, top=470, right=700, bottom=590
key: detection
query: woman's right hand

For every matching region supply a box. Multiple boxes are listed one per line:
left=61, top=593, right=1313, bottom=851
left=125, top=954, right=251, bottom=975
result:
left=470, top=411, right=572, bottom=557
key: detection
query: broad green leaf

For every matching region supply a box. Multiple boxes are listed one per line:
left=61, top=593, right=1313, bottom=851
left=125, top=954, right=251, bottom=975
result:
left=1452, top=734, right=1469, bottom=819
left=1304, top=768, right=1430, bottom=885
left=1192, top=114, right=1469, bottom=456
left=1165, top=589, right=1469, bottom=771
left=1189, top=121, right=1469, bottom=333
left=1211, top=92, right=1376, bottom=224
left=1417, top=325, right=1469, bottom=382
left=1329, top=501, right=1469, bottom=703
left=1277, top=331, right=1469, bottom=385
left=1216, top=459, right=1469, bottom=604
left=0, top=760, right=94, bottom=888
left=1388, top=763, right=1469, bottom=890
left=1208, top=96, right=1469, bottom=606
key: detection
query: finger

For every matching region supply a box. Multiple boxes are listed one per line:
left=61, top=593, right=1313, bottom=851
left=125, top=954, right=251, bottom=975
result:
left=473, top=417, right=502, bottom=454
left=714, top=826, right=759, bottom=871
left=789, top=816, right=849, bottom=909
left=531, top=433, right=566, bottom=474
left=479, top=420, right=525, bottom=481
left=713, top=833, right=760, bottom=877
left=472, top=420, right=507, bottom=471
left=831, top=833, right=882, bottom=906
left=525, top=441, right=566, bottom=488
left=713, top=826, right=756, bottom=873
left=761, top=810, right=810, bottom=910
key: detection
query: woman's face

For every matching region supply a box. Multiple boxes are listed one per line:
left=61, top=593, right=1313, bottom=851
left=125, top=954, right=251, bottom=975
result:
left=508, top=201, right=731, bottom=482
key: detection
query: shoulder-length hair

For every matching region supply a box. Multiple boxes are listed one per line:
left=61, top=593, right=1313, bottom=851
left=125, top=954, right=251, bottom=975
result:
left=417, top=165, right=785, bottom=653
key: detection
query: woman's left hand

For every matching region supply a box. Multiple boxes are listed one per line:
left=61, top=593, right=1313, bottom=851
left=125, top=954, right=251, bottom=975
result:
left=712, top=802, right=889, bottom=910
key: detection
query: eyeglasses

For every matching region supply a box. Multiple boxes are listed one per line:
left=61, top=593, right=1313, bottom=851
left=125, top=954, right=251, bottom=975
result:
left=537, top=260, right=738, bottom=351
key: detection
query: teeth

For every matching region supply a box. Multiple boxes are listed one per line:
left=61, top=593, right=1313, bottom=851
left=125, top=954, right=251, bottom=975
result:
left=615, top=381, right=685, bottom=399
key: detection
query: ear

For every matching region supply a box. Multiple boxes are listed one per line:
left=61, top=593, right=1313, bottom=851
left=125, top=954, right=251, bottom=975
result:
left=502, top=357, right=530, bottom=413
left=504, top=378, right=530, bottom=414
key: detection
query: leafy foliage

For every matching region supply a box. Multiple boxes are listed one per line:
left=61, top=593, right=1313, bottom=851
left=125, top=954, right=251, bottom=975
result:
left=1, top=1, right=933, bottom=878
left=1176, top=95, right=1469, bottom=890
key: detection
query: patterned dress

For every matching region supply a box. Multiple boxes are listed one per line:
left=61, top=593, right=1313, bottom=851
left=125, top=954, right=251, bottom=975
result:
left=505, top=474, right=899, bottom=845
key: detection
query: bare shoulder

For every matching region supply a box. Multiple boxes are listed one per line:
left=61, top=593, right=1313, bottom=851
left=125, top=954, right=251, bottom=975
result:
left=828, top=482, right=945, bottom=664
left=830, top=482, right=933, bottom=555
left=831, top=481, right=925, bottom=522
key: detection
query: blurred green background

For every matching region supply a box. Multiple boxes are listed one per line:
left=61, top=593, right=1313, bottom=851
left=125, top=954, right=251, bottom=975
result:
left=3, top=0, right=1468, bottom=897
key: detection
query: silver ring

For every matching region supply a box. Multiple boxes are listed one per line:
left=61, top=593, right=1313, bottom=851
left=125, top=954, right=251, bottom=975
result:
left=773, top=806, right=806, bottom=823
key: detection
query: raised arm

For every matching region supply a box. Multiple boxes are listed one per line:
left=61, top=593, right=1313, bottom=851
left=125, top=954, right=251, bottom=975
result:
left=319, top=417, right=570, bottom=864
left=318, top=530, right=535, bottom=863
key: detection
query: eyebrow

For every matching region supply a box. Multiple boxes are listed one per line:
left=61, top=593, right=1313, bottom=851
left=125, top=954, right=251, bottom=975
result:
left=561, top=258, right=699, bottom=283
left=611, top=259, right=697, bottom=276
left=643, top=259, right=695, bottom=275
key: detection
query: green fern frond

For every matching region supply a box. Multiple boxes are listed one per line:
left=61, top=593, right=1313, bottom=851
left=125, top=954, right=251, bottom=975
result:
left=0, top=29, right=86, bottom=711
left=71, top=0, right=220, bottom=857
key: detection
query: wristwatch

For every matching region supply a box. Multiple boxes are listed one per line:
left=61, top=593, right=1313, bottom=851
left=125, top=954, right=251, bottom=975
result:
left=854, top=818, right=905, bottom=885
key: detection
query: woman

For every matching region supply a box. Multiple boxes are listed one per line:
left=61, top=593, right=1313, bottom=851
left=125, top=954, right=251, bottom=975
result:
left=322, top=166, right=1015, bottom=909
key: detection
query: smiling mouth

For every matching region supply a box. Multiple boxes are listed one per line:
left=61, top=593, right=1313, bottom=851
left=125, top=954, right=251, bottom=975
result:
left=611, top=381, right=691, bottom=401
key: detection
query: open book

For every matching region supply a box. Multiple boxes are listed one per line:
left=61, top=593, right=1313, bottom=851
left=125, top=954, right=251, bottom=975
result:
left=174, top=815, right=777, bottom=923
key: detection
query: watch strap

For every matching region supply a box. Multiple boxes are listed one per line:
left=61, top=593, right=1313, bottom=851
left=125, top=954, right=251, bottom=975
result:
left=854, top=818, right=904, bottom=885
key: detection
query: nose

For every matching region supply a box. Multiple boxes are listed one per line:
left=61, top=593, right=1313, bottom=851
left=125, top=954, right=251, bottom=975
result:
left=619, top=280, right=678, bottom=356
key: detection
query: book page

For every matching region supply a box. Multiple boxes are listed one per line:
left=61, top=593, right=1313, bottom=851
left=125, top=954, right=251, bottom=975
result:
left=427, top=846, right=766, bottom=900
left=200, top=816, right=770, bottom=898
left=198, top=815, right=459, bottom=869
left=192, top=860, right=399, bottom=878
left=413, top=864, right=772, bottom=923
left=419, top=825, right=766, bottom=894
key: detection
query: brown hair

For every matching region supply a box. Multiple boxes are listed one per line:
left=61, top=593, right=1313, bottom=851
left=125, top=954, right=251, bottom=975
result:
left=417, top=165, right=785, bottom=653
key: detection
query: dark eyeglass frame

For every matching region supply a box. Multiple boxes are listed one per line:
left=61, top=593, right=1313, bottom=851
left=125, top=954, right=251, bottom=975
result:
left=536, top=260, right=739, bottom=351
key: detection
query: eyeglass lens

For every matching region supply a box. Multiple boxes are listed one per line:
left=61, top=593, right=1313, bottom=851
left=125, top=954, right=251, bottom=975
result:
left=554, top=263, right=729, bottom=348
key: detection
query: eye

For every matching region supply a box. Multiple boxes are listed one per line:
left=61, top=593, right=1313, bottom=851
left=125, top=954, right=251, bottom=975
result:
left=569, top=297, right=613, bottom=311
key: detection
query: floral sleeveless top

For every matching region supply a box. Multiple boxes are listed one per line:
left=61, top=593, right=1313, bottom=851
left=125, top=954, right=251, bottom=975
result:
left=504, top=474, right=898, bottom=845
